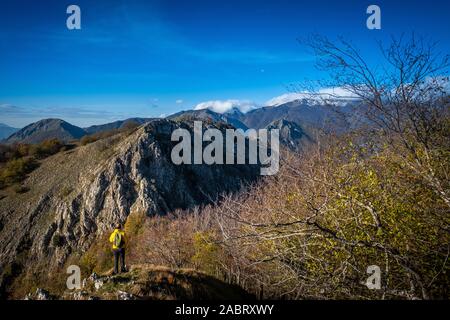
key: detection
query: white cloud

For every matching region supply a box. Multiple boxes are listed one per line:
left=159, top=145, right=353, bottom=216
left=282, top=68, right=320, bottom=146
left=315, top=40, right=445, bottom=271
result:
left=175, top=99, right=183, bottom=104
left=194, top=99, right=257, bottom=114
left=265, top=93, right=310, bottom=106
left=265, top=87, right=358, bottom=106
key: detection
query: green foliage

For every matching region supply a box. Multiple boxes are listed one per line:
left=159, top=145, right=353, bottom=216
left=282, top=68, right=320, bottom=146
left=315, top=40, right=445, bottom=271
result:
left=79, top=126, right=135, bottom=146
left=79, top=252, right=98, bottom=275
left=79, top=234, right=113, bottom=275
left=122, top=211, right=147, bottom=263
left=29, top=139, right=63, bottom=159
left=80, top=135, right=97, bottom=146
left=293, top=135, right=450, bottom=298
left=125, top=211, right=146, bottom=237
left=0, top=157, right=38, bottom=185
left=121, top=120, right=140, bottom=131
left=0, top=139, right=64, bottom=189
left=192, top=231, right=221, bottom=275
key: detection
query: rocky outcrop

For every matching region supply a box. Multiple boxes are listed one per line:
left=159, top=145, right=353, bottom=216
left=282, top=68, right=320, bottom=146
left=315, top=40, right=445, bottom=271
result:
left=0, top=119, right=260, bottom=296
left=265, top=119, right=311, bottom=151
left=168, top=108, right=249, bottom=131
left=61, top=264, right=254, bottom=300
left=24, top=288, right=54, bottom=300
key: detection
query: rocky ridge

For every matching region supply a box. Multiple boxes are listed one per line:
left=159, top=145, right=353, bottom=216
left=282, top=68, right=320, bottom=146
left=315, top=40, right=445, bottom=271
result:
left=0, top=119, right=260, bottom=296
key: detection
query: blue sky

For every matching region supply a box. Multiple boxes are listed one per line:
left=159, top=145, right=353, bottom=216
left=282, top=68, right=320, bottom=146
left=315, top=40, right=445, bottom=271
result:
left=0, top=0, right=449, bottom=127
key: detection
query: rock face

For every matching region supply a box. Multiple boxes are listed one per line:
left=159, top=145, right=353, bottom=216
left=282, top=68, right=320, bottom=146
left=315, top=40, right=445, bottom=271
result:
left=24, top=288, right=53, bottom=300
left=266, top=119, right=311, bottom=151
left=0, top=119, right=260, bottom=296
left=237, top=100, right=354, bottom=130
left=168, top=100, right=359, bottom=148
left=168, top=109, right=249, bottom=131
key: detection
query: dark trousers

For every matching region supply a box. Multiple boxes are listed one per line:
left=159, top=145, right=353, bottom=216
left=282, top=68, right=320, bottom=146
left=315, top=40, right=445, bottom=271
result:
left=113, top=248, right=126, bottom=274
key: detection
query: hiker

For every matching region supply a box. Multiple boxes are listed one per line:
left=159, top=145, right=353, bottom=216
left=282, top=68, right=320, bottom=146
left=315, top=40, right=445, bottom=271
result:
left=109, top=224, right=127, bottom=274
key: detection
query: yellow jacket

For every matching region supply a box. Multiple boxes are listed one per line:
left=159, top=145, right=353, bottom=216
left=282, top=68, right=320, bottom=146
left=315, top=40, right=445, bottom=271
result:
left=109, top=229, right=125, bottom=249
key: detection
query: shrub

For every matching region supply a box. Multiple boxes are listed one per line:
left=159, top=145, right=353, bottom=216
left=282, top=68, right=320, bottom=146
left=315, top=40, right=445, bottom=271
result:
left=30, top=139, right=63, bottom=158
left=13, top=185, right=30, bottom=194
left=79, top=234, right=113, bottom=275
left=120, top=120, right=140, bottom=131
left=0, top=157, right=38, bottom=184
left=0, top=144, right=29, bottom=163
left=80, top=129, right=123, bottom=146
left=191, top=231, right=221, bottom=275
left=0, top=139, right=64, bottom=188
left=125, top=211, right=146, bottom=237
left=80, top=135, right=97, bottom=146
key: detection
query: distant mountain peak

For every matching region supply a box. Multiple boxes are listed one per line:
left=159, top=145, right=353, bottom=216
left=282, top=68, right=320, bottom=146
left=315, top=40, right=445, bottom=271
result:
left=168, top=109, right=249, bottom=130
left=0, top=123, right=19, bottom=140
left=4, top=118, right=86, bottom=144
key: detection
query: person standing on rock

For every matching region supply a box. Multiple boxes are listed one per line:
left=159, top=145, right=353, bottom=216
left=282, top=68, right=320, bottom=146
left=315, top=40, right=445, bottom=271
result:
left=109, top=224, right=127, bottom=274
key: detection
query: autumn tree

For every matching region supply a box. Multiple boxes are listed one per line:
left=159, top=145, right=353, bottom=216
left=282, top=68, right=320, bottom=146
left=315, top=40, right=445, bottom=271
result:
left=209, top=35, right=450, bottom=299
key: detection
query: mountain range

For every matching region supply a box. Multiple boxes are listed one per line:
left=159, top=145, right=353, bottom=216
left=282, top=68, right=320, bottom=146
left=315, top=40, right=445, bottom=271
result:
left=0, top=99, right=358, bottom=297
left=2, top=99, right=355, bottom=147
left=0, top=124, right=19, bottom=140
